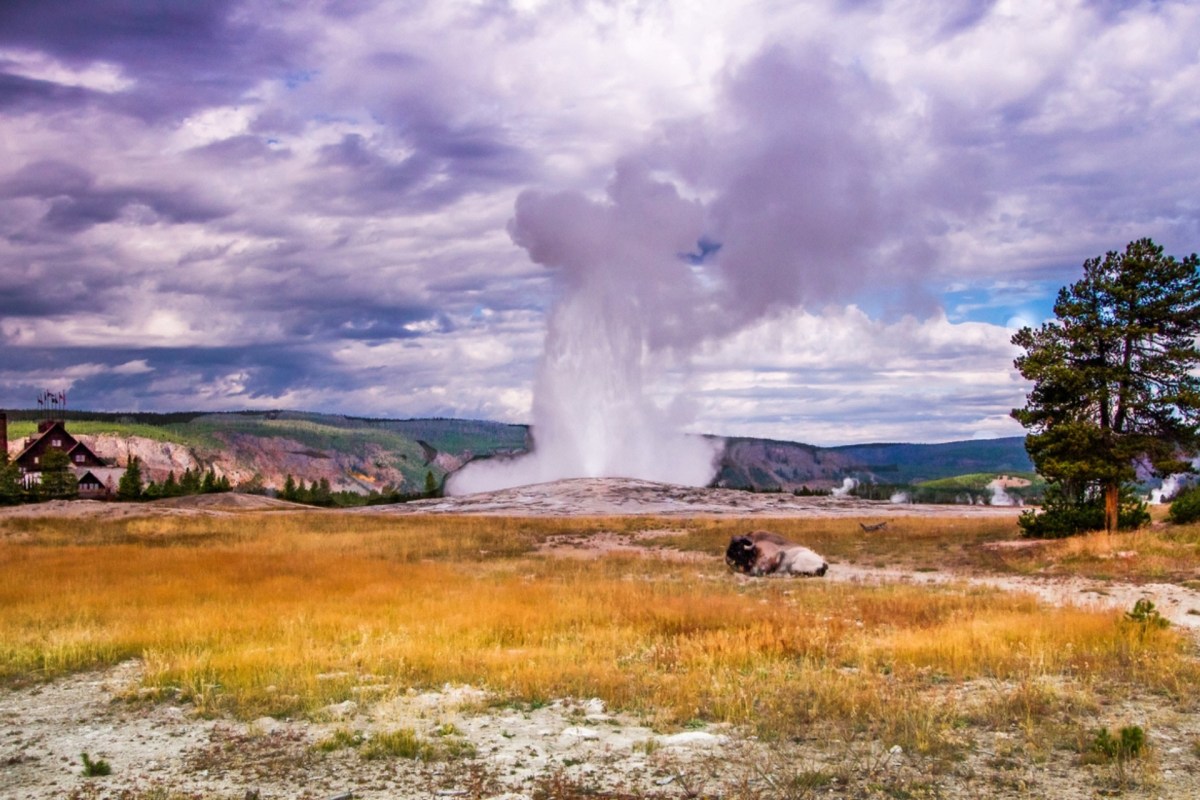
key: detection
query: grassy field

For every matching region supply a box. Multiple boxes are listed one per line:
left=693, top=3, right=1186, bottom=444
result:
left=2, top=509, right=1198, bottom=777
left=5, top=419, right=213, bottom=449
left=915, top=473, right=1043, bottom=492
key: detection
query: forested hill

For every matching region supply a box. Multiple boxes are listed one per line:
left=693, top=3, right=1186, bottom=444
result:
left=4, top=408, right=1031, bottom=495
left=711, top=435, right=1032, bottom=492
left=3, top=410, right=528, bottom=496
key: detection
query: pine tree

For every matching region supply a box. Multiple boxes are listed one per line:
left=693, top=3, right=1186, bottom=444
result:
left=40, top=449, right=79, bottom=501
left=117, top=455, right=143, bottom=502
left=282, top=474, right=297, bottom=502
left=180, top=467, right=201, bottom=495
left=1012, top=238, right=1200, bottom=534
left=0, top=461, right=22, bottom=506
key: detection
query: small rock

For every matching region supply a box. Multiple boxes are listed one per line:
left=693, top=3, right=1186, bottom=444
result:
left=251, top=717, right=283, bottom=734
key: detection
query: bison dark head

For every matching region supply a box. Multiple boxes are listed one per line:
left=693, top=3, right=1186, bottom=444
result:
left=725, top=535, right=757, bottom=573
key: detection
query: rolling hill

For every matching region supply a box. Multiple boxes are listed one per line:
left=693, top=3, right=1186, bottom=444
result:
left=711, top=435, right=1033, bottom=492
left=4, top=408, right=1032, bottom=496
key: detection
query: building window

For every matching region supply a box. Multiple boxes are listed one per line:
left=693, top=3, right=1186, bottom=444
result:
left=75, top=454, right=85, bottom=463
left=33, top=456, right=39, bottom=465
left=52, top=438, right=62, bottom=447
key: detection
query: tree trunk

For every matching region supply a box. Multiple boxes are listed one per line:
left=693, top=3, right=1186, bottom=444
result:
left=1104, top=481, right=1119, bottom=533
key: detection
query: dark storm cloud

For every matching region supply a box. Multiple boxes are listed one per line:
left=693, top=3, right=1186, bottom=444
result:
left=0, top=0, right=296, bottom=117
left=0, top=343, right=343, bottom=411
left=0, top=285, right=93, bottom=318
left=278, top=299, right=448, bottom=342
left=3, top=160, right=94, bottom=197
left=312, top=129, right=529, bottom=214
left=3, top=160, right=230, bottom=234
left=0, top=73, right=96, bottom=112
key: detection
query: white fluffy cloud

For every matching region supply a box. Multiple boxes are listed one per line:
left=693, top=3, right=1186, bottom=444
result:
left=691, top=307, right=1026, bottom=444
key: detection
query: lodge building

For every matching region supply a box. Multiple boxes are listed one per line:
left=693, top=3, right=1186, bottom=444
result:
left=1, top=411, right=116, bottom=498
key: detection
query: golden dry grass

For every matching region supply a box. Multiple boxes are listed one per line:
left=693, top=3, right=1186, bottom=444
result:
left=981, top=521, right=1200, bottom=581
left=1, top=510, right=1196, bottom=755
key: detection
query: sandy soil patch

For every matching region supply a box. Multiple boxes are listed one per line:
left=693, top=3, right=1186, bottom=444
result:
left=0, top=493, right=307, bottom=524
left=5, top=655, right=1199, bottom=800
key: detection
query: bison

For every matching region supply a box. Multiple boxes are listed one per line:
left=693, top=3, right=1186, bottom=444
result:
left=725, top=530, right=828, bottom=577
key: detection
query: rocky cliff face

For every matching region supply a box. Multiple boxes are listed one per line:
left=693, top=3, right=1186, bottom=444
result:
left=207, top=431, right=418, bottom=493
left=82, top=435, right=202, bottom=480
left=713, top=438, right=858, bottom=491
left=77, top=432, right=436, bottom=493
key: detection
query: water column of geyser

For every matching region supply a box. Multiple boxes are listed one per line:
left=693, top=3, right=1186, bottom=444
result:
left=446, top=165, right=722, bottom=495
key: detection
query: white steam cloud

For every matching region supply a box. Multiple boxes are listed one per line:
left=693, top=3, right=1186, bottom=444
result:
left=1149, top=476, right=1181, bottom=505
left=831, top=477, right=859, bottom=498
left=449, top=45, right=970, bottom=495
left=986, top=479, right=1020, bottom=507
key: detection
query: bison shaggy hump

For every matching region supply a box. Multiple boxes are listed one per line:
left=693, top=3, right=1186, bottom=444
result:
left=725, top=530, right=828, bottom=577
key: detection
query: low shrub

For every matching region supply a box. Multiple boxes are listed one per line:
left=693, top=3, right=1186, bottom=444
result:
left=1019, top=485, right=1148, bottom=538
left=80, top=752, right=112, bottom=777
left=1124, top=598, right=1169, bottom=630
left=1085, top=725, right=1147, bottom=764
left=1168, top=484, right=1200, bottom=524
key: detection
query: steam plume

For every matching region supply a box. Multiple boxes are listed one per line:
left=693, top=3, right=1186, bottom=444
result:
left=831, top=477, right=859, bottom=497
left=986, top=479, right=1019, bottom=507
left=448, top=164, right=721, bottom=494
left=449, top=45, right=964, bottom=495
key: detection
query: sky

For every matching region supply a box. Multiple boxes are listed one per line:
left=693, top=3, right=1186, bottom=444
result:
left=1, top=0, right=1198, bottom=447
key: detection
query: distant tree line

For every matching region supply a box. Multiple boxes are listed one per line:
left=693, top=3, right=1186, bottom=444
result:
left=117, top=457, right=233, bottom=502
left=272, top=469, right=442, bottom=507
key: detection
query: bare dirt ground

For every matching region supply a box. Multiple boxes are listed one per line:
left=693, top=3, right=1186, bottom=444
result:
left=0, top=492, right=306, bottom=523
left=4, top=480, right=1200, bottom=799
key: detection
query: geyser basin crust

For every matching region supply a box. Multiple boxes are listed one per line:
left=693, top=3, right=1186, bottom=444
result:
left=374, top=477, right=1028, bottom=518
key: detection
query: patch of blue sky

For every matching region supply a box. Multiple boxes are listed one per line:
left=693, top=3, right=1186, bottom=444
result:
left=284, top=70, right=318, bottom=89
left=941, top=279, right=1059, bottom=329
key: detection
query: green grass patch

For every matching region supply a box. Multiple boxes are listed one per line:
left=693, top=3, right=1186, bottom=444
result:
left=916, top=472, right=1042, bottom=492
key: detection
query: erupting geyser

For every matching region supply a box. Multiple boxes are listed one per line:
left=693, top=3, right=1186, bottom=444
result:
left=447, top=164, right=722, bottom=495
left=447, top=46, right=957, bottom=496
